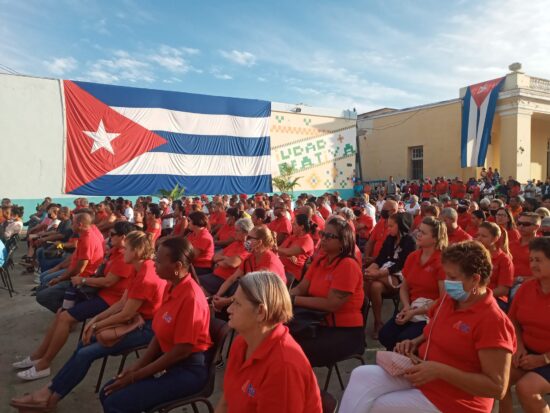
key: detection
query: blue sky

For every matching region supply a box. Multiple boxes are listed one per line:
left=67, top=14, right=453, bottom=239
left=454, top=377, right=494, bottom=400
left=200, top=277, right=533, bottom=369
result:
left=1, top=0, right=549, bottom=112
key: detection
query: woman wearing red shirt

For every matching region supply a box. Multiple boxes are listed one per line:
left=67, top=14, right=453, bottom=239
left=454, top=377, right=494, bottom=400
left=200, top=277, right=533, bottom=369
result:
left=475, top=222, right=514, bottom=311
left=217, top=271, right=322, bottom=413
left=99, top=237, right=211, bottom=413
left=186, top=211, right=214, bottom=275
left=277, top=214, right=316, bottom=283
left=495, top=207, right=520, bottom=243
left=465, top=210, right=485, bottom=238
left=379, top=217, right=447, bottom=351
left=290, top=216, right=365, bottom=367
left=500, top=238, right=550, bottom=413
left=214, top=207, right=242, bottom=248
left=11, top=231, right=166, bottom=411
left=145, top=204, right=162, bottom=246
left=341, top=241, right=516, bottom=413
left=200, top=218, right=253, bottom=295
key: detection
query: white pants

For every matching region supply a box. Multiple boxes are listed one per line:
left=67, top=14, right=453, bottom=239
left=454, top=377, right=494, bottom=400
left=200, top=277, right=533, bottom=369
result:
left=339, top=365, right=441, bottom=413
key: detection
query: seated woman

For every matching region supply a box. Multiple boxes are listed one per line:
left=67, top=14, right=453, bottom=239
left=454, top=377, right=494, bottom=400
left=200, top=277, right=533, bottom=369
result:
left=475, top=222, right=514, bottom=311
left=214, top=207, right=242, bottom=248
left=170, top=201, right=188, bottom=237
left=289, top=216, right=365, bottom=367
left=216, top=271, right=322, bottom=413
left=365, top=212, right=416, bottom=339
left=495, top=207, right=521, bottom=243
left=10, top=231, right=166, bottom=412
left=212, top=226, right=286, bottom=310
left=13, top=222, right=137, bottom=381
left=340, top=241, right=516, bottom=413
left=277, top=214, right=316, bottom=283
left=251, top=207, right=269, bottom=227
left=500, top=237, right=550, bottom=413
left=145, top=204, right=162, bottom=246
left=378, top=216, right=447, bottom=351
left=186, top=211, right=215, bottom=276
left=200, top=218, right=254, bottom=295
left=465, top=210, right=486, bottom=238
left=99, top=237, right=212, bottom=413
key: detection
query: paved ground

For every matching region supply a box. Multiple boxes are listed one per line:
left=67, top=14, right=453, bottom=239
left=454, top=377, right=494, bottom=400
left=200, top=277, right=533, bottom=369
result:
left=0, top=241, right=533, bottom=413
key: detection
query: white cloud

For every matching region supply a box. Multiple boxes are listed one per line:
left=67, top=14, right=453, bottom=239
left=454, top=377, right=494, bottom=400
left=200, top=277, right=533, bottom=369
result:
left=43, top=57, right=77, bottom=76
left=257, top=77, right=267, bottom=82
left=210, top=66, right=233, bottom=80
left=220, top=50, right=256, bottom=66
left=85, top=50, right=154, bottom=84
left=150, top=45, right=201, bottom=73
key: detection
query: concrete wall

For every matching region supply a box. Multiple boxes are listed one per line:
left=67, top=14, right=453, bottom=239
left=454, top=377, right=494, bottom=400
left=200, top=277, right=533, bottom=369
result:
left=531, top=116, right=550, bottom=180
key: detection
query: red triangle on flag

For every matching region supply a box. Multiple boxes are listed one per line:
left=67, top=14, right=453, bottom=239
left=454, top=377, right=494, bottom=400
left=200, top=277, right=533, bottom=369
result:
left=469, top=77, right=504, bottom=108
left=64, top=80, right=167, bottom=193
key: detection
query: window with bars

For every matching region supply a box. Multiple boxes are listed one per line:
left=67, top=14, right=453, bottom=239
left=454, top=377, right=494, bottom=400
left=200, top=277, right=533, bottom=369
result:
left=410, top=146, right=423, bottom=180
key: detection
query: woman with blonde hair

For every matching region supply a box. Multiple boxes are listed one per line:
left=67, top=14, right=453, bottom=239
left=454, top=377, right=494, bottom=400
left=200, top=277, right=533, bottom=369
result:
left=216, top=271, right=322, bottom=413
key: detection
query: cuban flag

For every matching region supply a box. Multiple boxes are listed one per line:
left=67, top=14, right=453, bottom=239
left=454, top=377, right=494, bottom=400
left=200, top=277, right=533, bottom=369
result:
left=460, top=77, right=504, bottom=168
left=63, top=80, right=272, bottom=195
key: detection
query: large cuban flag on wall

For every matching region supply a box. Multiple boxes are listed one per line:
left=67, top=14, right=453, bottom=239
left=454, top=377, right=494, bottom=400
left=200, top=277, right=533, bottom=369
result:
left=460, top=77, right=505, bottom=168
left=63, top=80, right=272, bottom=195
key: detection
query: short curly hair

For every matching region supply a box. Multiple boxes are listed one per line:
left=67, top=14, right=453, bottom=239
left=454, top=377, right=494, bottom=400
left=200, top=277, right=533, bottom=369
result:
left=442, top=241, right=492, bottom=285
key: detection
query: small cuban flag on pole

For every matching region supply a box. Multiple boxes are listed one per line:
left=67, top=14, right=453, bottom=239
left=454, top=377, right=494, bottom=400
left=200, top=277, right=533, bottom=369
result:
left=461, top=77, right=505, bottom=168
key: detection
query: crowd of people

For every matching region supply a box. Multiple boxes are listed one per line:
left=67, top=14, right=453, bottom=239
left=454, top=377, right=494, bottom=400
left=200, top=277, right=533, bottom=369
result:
left=1, top=173, right=548, bottom=412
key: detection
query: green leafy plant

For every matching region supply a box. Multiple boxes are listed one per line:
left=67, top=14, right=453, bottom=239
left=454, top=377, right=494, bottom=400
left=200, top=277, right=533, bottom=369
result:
left=272, top=163, right=302, bottom=197
left=156, top=183, right=186, bottom=200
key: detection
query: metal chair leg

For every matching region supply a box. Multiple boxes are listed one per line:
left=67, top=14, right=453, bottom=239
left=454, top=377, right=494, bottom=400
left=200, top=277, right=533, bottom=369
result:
left=334, top=364, right=345, bottom=390
left=225, top=329, right=236, bottom=359
left=95, top=356, right=109, bottom=393
left=323, top=365, right=334, bottom=392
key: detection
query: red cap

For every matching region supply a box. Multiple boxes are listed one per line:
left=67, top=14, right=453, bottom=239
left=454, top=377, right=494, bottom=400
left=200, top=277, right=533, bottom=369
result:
left=239, top=194, right=248, bottom=199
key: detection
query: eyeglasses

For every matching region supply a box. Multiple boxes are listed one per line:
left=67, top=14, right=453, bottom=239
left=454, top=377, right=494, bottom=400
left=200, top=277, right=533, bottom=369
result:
left=517, top=221, right=534, bottom=227
left=319, top=231, right=339, bottom=240
left=246, top=235, right=259, bottom=240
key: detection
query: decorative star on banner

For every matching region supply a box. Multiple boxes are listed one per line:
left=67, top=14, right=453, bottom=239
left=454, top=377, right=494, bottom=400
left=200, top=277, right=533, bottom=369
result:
left=84, top=119, right=120, bottom=155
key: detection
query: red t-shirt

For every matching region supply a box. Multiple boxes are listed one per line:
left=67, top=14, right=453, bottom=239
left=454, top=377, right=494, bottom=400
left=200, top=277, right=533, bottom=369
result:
left=370, top=219, right=389, bottom=257
left=506, top=228, right=521, bottom=243
left=310, top=213, right=325, bottom=245
left=356, top=214, right=374, bottom=239
left=418, top=292, right=516, bottom=413
left=268, top=216, right=292, bottom=236
left=319, top=205, right=332, bottom=220
left=435, top=181, right=448, bottom=196
left=152, top=275, right=212, bottom=353
left=412, top=214, right=424, bottom=231
left=304, top=256, right=363, bottom=327
left=70, top=225, right=105, bottom=278
left=279, top=234, right=314, bottom=280
left=217, top=223, right=236, bottom=242
left=172, top=218, right=186, bottom=236
left=509, top=239, right=533, bottom=278
left=209, top=210, right=227, bottom=227
left=402, top=249, right=445, bottom=302
left=457, top=212, right=472, bottom=230
left=447, top=226, right=473, bottom=244
left=239, top=250, right=286, bottom=284
left=127, top=259, right=167, bottom=320
left=98, top=247, right=136, bottom=306
left=421, top=183, right=432, bottom=199
left=488, top=250, right=514, bottom=294
left=465, top=224, right=479, bottom=238
left=224, top=324, right=322, bottom=413
left=146, top=218, right=162, bottom=244
left=213, top=241, right=250, bottom=280
left=509, top=279, right=550, bottom=354
left=187, top=228, right=214, bottom=269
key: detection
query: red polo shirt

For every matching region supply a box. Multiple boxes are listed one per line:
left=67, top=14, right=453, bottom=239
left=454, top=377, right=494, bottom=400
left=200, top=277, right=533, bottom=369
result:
left=457, top=212, right=472, bottom=230
left=509, top=239, right=533, bottom=278
left=152, top=275, right=212, bottom=353
left=127, top=259, right=167, bottom=320
left=402, top=249, right=445, bottom=302
left=187, top=228, right=214, bottom=269
left=421, top=183, right=432, bottom=199
left=506, top=228, right=521, bottom=243
left=217, top=223, right=236, bottom=242
left=98, top=247, right=136, bottom=306
left=214, top=241, right=250, bottom=280
left=304, top=256, right=363, bottom=327
left=70, top=225, right=105, bottom=278
left=239, top=250, right=286, bottom=283
left=279, top=234, right=314, bottom=280
left=412, top=214, right=424, bottom=231
left=435, top=181, right=448, bottom=196
left=488, top=250, right=514, bottom=293
left=209, top=210, right=226, bottom=227
left=311, top=213, right=325, bottom=245
left=224, top=324, right=322, bottom=413
left=509, top=279, right=550, bottom=354
left=268, top=216, right=292, bottom=236
left=146, top=218, right=162, bottom=244
left=447, top=226, right=472, bottom=244
left=370, top=218, right=388, bottom=257
left=418, top=292, right=516, bottom=413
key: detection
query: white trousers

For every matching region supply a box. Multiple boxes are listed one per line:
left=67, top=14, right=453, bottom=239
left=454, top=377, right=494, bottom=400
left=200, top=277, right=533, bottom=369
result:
left=339, top=365, right=441, bottom=413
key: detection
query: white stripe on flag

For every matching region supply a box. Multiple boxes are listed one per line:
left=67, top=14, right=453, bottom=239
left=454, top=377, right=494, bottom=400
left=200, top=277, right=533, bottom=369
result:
left=470, top=96, right=490, bottom=167
left=112, top=107, right=270, bottom=138
left=107, top=153, right=272, bottom=176
left=466, top=96, right=478, bottom=167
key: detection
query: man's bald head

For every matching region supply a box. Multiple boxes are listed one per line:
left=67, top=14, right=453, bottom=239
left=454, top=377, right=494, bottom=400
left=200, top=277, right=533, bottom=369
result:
left=73, top=211, right=93, bottom=232
left=383, top=200, right=398, bottom=214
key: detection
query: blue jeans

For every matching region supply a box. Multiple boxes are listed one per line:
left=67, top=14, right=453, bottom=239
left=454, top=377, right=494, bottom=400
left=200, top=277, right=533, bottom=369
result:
left=100, top=352, right=208, bottom=413
left=36, top=279, right=71, bottom=313
left=379, top=318, right=427, bottom=351
left=40, top=269, right=66, bottom=286
left=49, top=320, right=154, bottom=398
left=36, top=247, right=65, bottom=272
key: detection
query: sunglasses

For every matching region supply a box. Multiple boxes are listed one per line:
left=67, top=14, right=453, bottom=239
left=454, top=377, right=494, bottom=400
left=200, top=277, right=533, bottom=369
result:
left=319, top=231, right=339, bottom=240
left=517, top=221, right=534, bottom=227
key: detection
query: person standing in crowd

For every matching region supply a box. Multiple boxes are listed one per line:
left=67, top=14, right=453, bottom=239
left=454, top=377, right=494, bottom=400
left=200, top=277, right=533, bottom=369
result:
left=500, top=237, right=550, bottom=413
left=216, top=271, right=322, bottom=413
left=385, top=176, right=398, bottom=198
left=340, top=241, right=516, bottom=413
left=440, top=207, right=472, bottom=244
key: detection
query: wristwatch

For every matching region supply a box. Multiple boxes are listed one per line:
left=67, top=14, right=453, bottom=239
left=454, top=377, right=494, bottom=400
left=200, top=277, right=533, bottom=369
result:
left=544, top=353, right=550, bottom=365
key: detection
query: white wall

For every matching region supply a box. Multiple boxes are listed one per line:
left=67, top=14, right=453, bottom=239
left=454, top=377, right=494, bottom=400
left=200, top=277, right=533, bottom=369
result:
left=0, top=73, right=65, bottom=198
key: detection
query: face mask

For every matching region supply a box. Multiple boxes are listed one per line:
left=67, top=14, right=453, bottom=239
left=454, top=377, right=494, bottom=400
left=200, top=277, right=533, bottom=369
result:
left=244, top=240, right=253, bottom=252
left=444, top=280, right=470, bottom=302
left=380, top=210, right=390, bottom=219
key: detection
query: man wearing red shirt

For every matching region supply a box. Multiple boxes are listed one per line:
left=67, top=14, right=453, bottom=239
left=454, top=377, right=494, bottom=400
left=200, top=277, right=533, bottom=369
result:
left=435, top=178, right=449, bottom=199
left=441, top=207, right=472, bottom=244
left=509, top=212, right=541, bottom=298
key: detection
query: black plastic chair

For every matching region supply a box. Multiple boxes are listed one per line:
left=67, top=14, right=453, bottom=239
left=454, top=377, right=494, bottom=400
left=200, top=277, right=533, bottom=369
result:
left=1, top=236, right=18, bottom=297
left=95, top=344, right=148, bottom=392
left=364, top=291, right=401, bottom=328
left=146, top=318, right=230, bottom=413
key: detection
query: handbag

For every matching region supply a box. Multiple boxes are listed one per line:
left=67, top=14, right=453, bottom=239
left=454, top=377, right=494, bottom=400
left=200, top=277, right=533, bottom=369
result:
left=287, top=306, right=329, bottom=339
left=95, top=314, right=145, bottom=347
left=410, top=297, right=434, bottom=322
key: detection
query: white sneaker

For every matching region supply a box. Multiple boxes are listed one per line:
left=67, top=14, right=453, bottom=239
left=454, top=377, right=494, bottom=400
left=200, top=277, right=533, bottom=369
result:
left=12, top=356, right=35, bottom=369
left=17, top=366, right=50, bottom=381
left=33, top=274, right=41, bottom=284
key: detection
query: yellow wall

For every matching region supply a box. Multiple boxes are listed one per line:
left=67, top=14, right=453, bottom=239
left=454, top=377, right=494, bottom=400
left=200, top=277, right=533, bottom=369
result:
left=531, top=117, right=550, bottom=180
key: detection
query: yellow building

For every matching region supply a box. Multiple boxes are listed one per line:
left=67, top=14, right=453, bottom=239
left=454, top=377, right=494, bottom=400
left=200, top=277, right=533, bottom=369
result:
left=357, top=67, right=550, bottom=183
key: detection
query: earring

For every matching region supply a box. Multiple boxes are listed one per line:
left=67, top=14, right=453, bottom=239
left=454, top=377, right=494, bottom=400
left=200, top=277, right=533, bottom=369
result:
left=472, top=287, right=478, bottom=295
left=175, top=271, right=179, bottom=277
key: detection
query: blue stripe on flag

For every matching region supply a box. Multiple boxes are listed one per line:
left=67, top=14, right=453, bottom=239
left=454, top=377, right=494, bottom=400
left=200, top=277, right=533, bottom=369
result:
left=69, top=174, right=273, bottom=196
left=460, top=87, right=471, bottom=168
left=476, top=79, right=504, bottom=167
left=73, top=81, right=271, bottom=118
left=149, top=131, right=271, bottom=156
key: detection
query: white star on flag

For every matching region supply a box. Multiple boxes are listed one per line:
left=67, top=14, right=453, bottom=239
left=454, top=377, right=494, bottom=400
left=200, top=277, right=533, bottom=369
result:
left=83, top=120, right=120, bottom=155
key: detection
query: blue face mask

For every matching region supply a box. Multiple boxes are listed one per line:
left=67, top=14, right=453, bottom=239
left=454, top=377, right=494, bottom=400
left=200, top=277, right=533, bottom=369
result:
left=444, top=280, right=470, bottom=302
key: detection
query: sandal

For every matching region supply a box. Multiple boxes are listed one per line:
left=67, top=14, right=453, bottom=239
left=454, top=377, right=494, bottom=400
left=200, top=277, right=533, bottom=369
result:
left=10, top=393, right=55, bottom=412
